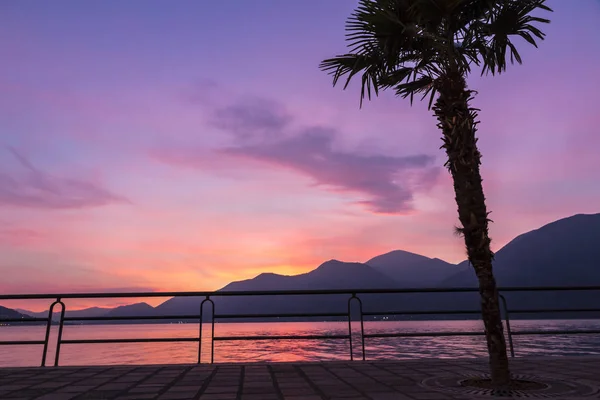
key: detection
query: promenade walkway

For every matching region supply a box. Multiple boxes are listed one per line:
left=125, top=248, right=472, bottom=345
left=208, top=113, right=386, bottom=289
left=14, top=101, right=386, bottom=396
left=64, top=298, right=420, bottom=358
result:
left=1, top=356, right=600, bottom=400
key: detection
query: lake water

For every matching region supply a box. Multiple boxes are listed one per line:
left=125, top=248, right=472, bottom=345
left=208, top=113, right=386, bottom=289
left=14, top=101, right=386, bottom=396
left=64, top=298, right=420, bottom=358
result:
left=1, top=320, right=600, bottom=367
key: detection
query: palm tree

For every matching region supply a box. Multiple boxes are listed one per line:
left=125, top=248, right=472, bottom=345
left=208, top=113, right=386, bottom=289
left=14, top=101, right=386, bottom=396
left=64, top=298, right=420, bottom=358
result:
left=320, top=0, right=551, bottom=386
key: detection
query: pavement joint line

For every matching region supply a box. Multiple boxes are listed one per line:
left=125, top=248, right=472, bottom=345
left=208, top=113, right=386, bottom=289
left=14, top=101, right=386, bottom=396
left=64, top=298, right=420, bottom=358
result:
left=192, top=365, right=219, bottom=400
left=107, top=365, right=166, bottom=400
left=369, top=361, right=416, bottom=379
left=28, top=366, right=122, bottom=400
left=235, top=365, right=245, bottom=400
left=324, top=363, right=373, bottom=399
left=266, top=364, right=285, bottom=400
left=3, top=366, right=98, bottom=398
left=346, top=362, right=398, bottom=394
left=293, top=364, right=328, bottom=400
left=152, top=365, right=194, bottom=399
left=1, top=366, right=85, bottom=390
left=71, top=366, right=156, bottom=400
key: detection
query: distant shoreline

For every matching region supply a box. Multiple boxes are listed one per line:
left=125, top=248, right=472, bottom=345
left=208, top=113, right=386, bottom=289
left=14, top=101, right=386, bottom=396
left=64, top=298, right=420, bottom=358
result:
left=2, top=315, right=600, bottom=327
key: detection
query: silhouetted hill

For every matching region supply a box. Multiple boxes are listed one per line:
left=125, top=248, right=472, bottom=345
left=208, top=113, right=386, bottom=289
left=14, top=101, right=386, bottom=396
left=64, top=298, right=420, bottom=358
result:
left=0, top=306, right=41, bottom=325
left=1, top=306, right=30, bottom=320
left=366, top=250, right=457, bottom=287
left=13, top=303, right=159, bottom=325
left=104, top=302, right=155, bottom=318
left=442, top=213, right=600, bottom=287
left=17, top=307, right=112, bottom=321
left=440, top=213, right=600, bottom=317
left=154, top=214, right=600, bottom=321
left=156, top=260, right=402, bottom=319
left=222, top=260, right=398, bottom=291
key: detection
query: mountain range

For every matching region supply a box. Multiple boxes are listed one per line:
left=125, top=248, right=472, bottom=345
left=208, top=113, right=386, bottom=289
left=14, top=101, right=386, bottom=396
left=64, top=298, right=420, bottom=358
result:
left=14, top=303, right=157, bottom=323
left=3, top=213, right=600, bottom=323
left=0, top=306, right=40, bottom=325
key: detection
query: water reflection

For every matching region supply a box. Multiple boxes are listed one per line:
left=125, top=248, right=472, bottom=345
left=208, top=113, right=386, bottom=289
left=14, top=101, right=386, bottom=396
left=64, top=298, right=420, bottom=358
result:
left=1, top=320, right=599, bottom=367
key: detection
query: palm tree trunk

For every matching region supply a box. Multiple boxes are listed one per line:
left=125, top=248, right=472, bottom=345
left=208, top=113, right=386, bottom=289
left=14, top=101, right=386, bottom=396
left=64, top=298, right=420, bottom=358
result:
left=434, top=73, right=510, bottom=386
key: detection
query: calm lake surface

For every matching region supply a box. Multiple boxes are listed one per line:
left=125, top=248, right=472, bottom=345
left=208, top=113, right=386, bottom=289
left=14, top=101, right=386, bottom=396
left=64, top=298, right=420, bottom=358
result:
left=2, top=320, right=600, bottom=367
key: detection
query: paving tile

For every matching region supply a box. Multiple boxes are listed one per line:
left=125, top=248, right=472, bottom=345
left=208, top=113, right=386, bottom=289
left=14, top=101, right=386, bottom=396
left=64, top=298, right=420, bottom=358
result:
left=243, top=386, right=277, bottom=394
left=205, top=384, right=239, bottom=390
left=55, top=385, right=97, bottom=393
left=410, top=393, right=453, bottom=399
left=279, top=382, right=313, bottom=388
left=365, top=393, right=412, bottom=400
left=0, top=385, right=28, bottom=391
left=96, top=383, right=132, bottom=390
left=75, top=390, right=123, bottom=399
left=77, top=379, right=113, bottom=387
left=282, top=396, right=324, bottom=400
left=127, top=386, right=163, bottom=393
left=241, top=395, right=280, bottom=400
left=281, top=388, right=319, bottom=396
left=34, top=394, right=79, bottom=400
left=329, top=398, right=369, bottom=400
left=244, top=381, right=273, bottom=387
left=158, top=392, right=199, bottom=400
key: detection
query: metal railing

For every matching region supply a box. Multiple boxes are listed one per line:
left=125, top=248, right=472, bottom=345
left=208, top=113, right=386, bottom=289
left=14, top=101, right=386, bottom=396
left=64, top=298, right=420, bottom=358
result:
left=1, top=286, right=600, bottom=367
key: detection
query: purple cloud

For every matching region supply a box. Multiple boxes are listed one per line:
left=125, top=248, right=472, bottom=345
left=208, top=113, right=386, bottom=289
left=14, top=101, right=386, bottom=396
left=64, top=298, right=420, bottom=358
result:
left=0, top=147, right=129, bottom=210
left=209, top=97, right=292, bottom=142
left=221, top=127, right=440, bottom=213
left=156, top=96, right=440, bottom=214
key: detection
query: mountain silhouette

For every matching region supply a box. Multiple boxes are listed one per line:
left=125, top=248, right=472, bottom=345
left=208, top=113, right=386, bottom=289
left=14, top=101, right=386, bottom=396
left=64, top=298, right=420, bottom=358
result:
left=17, top=307, right=112, bottom=320
left=366, top=250, right=456, bottom=287
left=103, top=302, right=155, bottom=318
left=1, top=305, right=31, bottom=320
left=440, top=213, right=600, bottom=317
left=155, top=260, right=401, bottom=319
left=223, top=260, right=399, bottom=291
left=442, top=213, right=600, bottom=287
left=0, top=305, right=41, bottom=325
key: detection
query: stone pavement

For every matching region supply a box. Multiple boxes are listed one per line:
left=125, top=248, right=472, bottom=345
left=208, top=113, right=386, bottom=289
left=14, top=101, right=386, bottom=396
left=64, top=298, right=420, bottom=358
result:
left=1, top=357, right=600, bottom=400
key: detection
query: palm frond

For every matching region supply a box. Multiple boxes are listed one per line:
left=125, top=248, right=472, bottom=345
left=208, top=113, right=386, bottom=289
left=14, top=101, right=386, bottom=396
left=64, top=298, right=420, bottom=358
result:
left=479, top=0, right=552, bottom=75
left=394, top=75, right=434, bottom=104
left=319, top=52, right=383, bottom=107
left=320, top=0, right=552, bottom=107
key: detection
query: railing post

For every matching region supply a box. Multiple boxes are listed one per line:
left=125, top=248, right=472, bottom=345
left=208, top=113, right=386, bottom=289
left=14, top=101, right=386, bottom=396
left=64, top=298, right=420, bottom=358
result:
left=210, top=300, right=215, bottom=364
left=357, top=295, right=366, bottom=361
left=347, top=293, right=366, bottom=361
left=347, top=294, right=354, bottom=361
left=198, top=296, right=215, bottom=364
left=198, top=298, right=203, bottom=364
left=41, top=301, right=53, bottom=367
left=41, top=298, right=66, bottom=367
left=54, top=299, right=66, bottom=366
left=499, top=294, right=515, bottom=358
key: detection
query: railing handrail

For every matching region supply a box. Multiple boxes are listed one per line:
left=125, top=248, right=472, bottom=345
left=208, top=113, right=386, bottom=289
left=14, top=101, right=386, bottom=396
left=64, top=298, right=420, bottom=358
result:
left=1, top=285, right=600, bottom=368
left=2, top=285, right=600, bottom=300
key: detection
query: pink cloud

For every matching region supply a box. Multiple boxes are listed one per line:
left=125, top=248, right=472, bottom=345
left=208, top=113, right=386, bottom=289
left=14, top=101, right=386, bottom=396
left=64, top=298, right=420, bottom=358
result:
left=154, top=97, right=441, bottom=214
left=0, top=226, right=45, bottom=248
left=0, top=147, right=129, bottom=209
left=221, top=127, right=440, bottom=214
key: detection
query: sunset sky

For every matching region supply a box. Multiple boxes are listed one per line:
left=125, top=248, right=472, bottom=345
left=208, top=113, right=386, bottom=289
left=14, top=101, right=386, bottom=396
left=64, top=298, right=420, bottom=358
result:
left=1, top=0, right=599, bottom=309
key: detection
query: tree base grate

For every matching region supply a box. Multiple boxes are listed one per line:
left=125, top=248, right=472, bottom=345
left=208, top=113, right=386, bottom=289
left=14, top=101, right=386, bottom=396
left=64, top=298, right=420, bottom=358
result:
left=420, top=373, right=600, bottom=398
